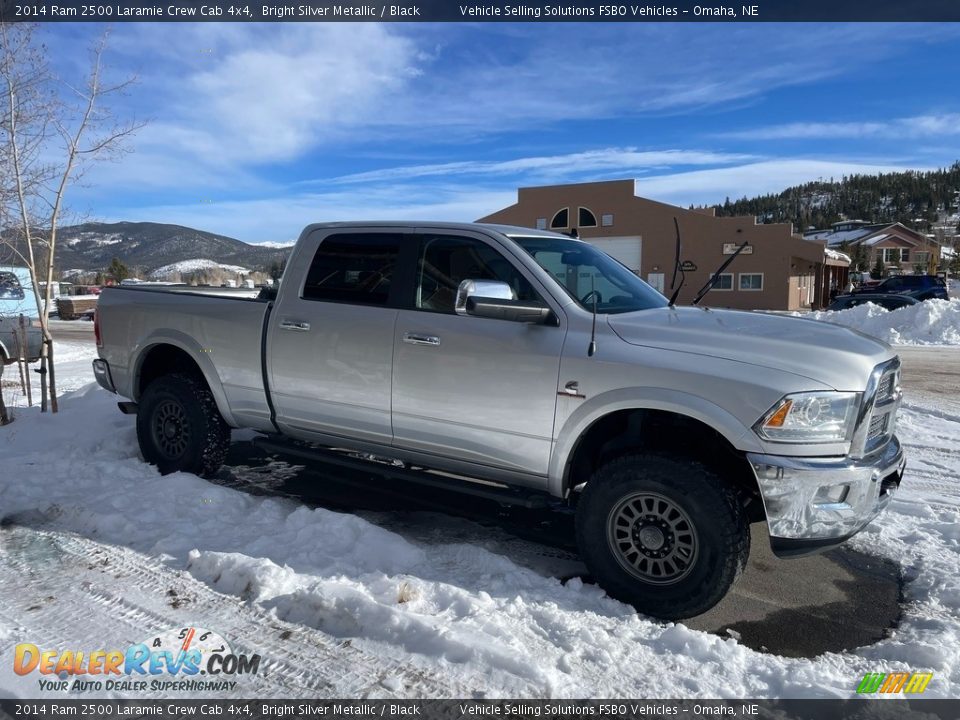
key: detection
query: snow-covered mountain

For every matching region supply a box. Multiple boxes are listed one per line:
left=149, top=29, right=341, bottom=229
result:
left=147, top=259, right=252, bottom=279
left=7, top=221, right=290, bottom=275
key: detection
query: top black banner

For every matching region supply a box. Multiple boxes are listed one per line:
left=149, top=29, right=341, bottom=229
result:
left=2, top=0, right=960, bottom=22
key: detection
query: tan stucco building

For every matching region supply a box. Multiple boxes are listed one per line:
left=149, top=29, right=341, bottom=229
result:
left=479, top=179, right=847, bottom=311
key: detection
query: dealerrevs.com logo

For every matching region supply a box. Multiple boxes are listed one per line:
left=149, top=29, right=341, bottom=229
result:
left=13, top=626, right=261, bottom=693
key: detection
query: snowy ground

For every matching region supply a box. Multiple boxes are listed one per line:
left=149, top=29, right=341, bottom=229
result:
left=0, top=322, right=958, bottom=699
left=0, top=340, right=96, bottom=409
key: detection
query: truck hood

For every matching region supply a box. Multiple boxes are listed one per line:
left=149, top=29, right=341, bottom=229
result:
left=608, top=307, right=893, bottom=391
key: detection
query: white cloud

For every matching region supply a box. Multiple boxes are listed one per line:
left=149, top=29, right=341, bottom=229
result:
left=632, top=159, right=933, bottom=206
left=365, top=24, right=960, bottom=131
left=183, top=27, right=419, bottom=164
left=109, top=185, right=518, bottom=243
left=109, top=158, right=936, bottom=243
left=39, top=23, right=960, bottom=241
left=328, top=149, right=758, bottom=184
left=120, top=25, right=421, bottom=167
left=65, top=24, right=425, bottom=202
left=61, top=23, right=960, bottom=180
left=719, top=114, right=960, bottom=141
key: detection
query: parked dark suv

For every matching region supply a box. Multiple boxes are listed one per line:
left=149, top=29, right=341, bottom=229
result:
left=853, top=275, right=948, bottom=301
left=828, top=293, right=919, bottom=312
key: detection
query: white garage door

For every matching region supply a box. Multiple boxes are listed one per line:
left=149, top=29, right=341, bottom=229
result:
left=586, top=236, right=642, bottom=274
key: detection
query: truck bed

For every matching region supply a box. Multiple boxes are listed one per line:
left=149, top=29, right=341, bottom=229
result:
left=96, top=286, right=274, bottom=430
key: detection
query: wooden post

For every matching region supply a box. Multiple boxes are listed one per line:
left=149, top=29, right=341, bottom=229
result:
left=38, top=348, right=47, bottom=413
left=0, top=362, right=9, bottom=425
left=17, top=353, right=26, bottom=395
left=17, top=314, right=32, bottom=407
left=47, top=337, right=57, bottom=412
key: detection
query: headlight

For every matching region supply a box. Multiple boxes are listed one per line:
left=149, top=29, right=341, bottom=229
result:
left=754, top=391, right=861, bottom=443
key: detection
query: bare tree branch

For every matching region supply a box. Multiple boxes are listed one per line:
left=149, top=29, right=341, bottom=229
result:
left=0, top=22, right=144, bottom=413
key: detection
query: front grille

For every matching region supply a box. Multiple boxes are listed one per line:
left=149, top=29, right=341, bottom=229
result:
left=862, top=366, right=900, bottom=454
left=875, top=374, right=895, bottom=404
left=868, top=413, right=888, bottom=440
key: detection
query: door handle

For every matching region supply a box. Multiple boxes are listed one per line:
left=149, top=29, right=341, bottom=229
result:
left=403, top=332, right=440, bottom=347
left=279, top=319, right=311, bottom=331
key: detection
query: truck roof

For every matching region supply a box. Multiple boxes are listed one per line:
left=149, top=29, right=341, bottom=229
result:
left=297, top=221, right=573, bottom=241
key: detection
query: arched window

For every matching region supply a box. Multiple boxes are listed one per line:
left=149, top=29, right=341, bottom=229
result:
left=550, top=208, right=569, bottom=229
left=578, top=207, right=598, bottom=227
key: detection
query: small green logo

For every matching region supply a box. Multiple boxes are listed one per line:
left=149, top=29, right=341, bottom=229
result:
left=857, top=671, right=933, bottom=694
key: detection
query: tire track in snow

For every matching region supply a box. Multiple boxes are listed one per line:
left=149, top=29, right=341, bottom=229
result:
left=0, top=524, right=488, bottom=698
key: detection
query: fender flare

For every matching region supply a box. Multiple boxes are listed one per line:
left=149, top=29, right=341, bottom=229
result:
left=548, top=386, right=762, bottom=497
left=130, top=330, right=239, bottom=428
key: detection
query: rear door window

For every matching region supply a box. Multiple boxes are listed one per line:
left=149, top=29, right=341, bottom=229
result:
left=302, top=234, right=401, bottom=306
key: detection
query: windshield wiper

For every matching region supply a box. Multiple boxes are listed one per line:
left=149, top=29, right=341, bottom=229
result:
left=668, top=218, right=683, bottom=306
left=692, top=240, right=749, bottom=306
left=668, top=217, right=697, bottom=306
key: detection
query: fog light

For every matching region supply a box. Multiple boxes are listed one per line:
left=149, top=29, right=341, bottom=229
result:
left=814, top=484, right=849, bottom=505
left=751, top=463, right=786, bottom=481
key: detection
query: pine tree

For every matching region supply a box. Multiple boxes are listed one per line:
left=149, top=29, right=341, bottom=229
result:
left=871, top=254, right=886, bottom=280
left=949, top=246, right=960, bottom=276
left=106, top=257, right=130, bottom=284
left=713, top=162, right=960, bottom=231
left=851, top=243, right=869, bottom=272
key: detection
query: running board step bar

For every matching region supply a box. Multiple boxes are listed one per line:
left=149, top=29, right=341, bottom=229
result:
left=252, top=437, right=552, bottom=509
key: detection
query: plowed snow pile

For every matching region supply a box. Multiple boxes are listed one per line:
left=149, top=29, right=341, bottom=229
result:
left=796, top=298, right=960, bottom=345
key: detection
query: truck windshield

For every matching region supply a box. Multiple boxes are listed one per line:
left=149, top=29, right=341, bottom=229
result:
left=512, top=236, right=668, bottom=314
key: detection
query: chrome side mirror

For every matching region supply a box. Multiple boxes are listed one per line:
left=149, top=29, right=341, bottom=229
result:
left=455, top=279, right=515, bottom=316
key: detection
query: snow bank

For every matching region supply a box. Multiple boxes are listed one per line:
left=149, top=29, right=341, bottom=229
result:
left=796, top=298, right=960, bottom=345
left=2, top=352, right=960, bottom=697
left=2, top=381, right=959, bottom=697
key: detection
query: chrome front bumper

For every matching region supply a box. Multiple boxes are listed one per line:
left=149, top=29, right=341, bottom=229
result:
left=747, top=435, right=905, bottom=550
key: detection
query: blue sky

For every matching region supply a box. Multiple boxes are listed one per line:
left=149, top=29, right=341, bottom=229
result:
left=40, top=22, right=960, bottom=243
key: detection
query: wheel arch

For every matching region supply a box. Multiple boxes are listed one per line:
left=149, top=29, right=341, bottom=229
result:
left=132, top=336, right=237, bottom=427
left=551, top=390, right=764, bottom=516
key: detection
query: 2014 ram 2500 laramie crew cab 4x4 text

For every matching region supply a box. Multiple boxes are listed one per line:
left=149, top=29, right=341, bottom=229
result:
left=93, top=222, right=905, bottom=619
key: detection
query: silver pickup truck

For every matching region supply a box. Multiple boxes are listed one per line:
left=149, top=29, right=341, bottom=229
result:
left=93, top=222, right=905, bottom=619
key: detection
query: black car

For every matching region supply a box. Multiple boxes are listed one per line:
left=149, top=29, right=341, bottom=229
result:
left=852, top=275, right=948, bottom=301
left=828, top=293, right=920, bottom=312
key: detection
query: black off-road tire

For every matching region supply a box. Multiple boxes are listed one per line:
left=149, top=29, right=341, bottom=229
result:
left=136, top=373, right=230, bottom=478
left=575, top=453, right=749, bottom=620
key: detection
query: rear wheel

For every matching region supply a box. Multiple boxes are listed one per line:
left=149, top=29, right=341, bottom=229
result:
left=136, top=373, right=230, bottom=478
left=575, top=453, right=749, bottom=620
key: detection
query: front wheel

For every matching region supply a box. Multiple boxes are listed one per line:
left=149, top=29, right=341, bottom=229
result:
left=575, top=453, right=749, bottom=620
left=136, top=373, right=230, bottom=478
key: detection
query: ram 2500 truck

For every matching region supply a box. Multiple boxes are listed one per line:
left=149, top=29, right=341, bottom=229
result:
left=93, top=222, right=905, bottom=619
